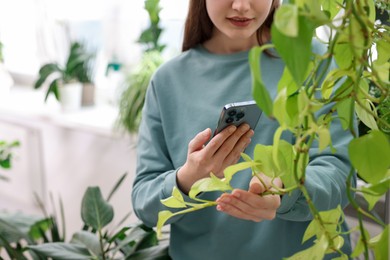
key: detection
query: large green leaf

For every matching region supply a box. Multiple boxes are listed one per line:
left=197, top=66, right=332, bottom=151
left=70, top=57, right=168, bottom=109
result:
left=81, top=187, right=114, bottom=231
left=274, top=4, right=298, bottom=37
left=127, top=244, right=169, bottom=260
left=70, top=231, right=101, bottom=257
left=28, top=243, right=92, bottom=259
left=249, top=45, right=274, bottom=117
left=349, top=130, right=390, bottom=184
left=34, top=63, right=62, bottom=89
left=271, top=13, right=316, bottom=86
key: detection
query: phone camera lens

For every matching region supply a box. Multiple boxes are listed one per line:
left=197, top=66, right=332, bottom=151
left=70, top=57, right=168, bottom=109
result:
left=236, top=112, right=245, bottom=119
left=226, top=117, right=234, bottom=124
left=228, top=109, right=237, bottom=116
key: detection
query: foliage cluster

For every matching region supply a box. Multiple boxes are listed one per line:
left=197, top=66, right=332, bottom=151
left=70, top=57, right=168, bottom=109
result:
left=157, top=0, right=390, bottom=259
left=0, top=173, right=170, bottom=259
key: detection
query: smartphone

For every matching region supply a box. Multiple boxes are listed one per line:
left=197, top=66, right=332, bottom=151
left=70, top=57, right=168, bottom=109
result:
left=213, top=100, right=262, bottom=136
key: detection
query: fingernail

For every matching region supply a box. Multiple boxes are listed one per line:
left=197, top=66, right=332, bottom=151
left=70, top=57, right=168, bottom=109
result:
left=229, top=126, right=236, bottom=133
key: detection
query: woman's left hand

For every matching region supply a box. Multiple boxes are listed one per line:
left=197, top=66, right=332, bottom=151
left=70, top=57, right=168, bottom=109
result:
left=216, top=174, right=283, bottom=222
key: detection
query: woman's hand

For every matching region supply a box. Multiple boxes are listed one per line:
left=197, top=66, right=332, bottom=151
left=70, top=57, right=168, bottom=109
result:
left=177, top=124, right=254, bottom=194
left=216, top=174, right=283, bottom=222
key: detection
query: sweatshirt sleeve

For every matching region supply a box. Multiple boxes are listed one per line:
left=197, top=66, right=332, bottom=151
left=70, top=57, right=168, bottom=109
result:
left=276, top=104, right=357, bottom=221
left=131, top=80, right=181, bottom=227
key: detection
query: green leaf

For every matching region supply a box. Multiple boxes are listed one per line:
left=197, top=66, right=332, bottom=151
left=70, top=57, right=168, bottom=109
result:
left=127, top=244, right=169, bottom=260
left=351, top=228, right=370, bottom=258
left=321, top=68, right=353, bottom=99
left=271, top=14, right=315, bottom=86
left=317, top=126, right=331, bottom=152
left=302, top=206, right=342, bottom=243
left=273, top=88, right=289, bottom=127
left=223, top=161, right=256, bottom=183
left=189, top=173, right=232, bottom=199
left=156, top=211, right=173, bottom=238
left=369, top=225, right=389, bottom=260
left=361, top=177, right=390, bottom=210
left=161, top=187, right=187, bottom=209
left=81, top=187, right=114, bottom=231
left=71, top=231, right=101, bottom=257
left=254, top=144, right=275, bottom=177
left=34, top=63, right=62, bottom=89
left=335, top=97, right=354, bottom=130
left=288, top=234, right=328, bottom=260
left=349, top=130, right=390, bottom=184
left=355, top=99, right=378, bottom=130
left=321, top=0, right=342, bottom=20
left=241, top=153, right=252, bottom=162
left=274, top=4, right=298, bottom=37
left=28, top=243, right=92, bottom=259
left=334, top=34, right=353, bottom=69
left=106, top=172, right=127, bottom=202
left=249, top=45, right=274, bottom=117
left=376, top=39, right=390, bottom=65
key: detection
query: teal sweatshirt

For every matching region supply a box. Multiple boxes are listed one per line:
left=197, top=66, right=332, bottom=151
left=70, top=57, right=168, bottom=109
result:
left=132, top=44, right=354, bottom=259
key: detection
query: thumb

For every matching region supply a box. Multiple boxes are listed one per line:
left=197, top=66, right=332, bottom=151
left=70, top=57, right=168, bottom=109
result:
left=188, top=128, right=212, bottom=153
left=248, top=177, right=266, bottom=195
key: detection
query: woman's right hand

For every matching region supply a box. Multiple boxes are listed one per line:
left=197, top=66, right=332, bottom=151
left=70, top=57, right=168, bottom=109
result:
left=176, top=124, right=254, bottom=194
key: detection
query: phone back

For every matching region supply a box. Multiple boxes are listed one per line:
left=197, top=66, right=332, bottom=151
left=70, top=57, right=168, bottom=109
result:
left=214, top=100, right=262, bottom=136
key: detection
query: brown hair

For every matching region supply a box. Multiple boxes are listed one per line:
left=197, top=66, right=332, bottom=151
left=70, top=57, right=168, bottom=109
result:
left=182, top=0, right=280, bottom=52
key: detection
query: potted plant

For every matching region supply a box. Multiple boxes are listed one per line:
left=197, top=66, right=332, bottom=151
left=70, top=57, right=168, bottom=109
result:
left=116, top=0, right=165, bottom=133
left=34, top=41, right=94, bottom=111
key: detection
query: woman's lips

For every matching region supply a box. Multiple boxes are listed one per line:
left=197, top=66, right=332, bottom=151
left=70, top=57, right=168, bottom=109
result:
left=227, top=17, right=253, bottom=27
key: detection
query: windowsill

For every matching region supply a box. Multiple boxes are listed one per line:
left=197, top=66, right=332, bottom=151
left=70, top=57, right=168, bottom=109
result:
left=0, top=85, right=129, bottom=138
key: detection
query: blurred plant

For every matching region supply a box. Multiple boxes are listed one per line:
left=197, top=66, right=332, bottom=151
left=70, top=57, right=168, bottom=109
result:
left=116, top=51, right=164, bottom=133
left=0, top=140, right=20, bottom=181
left=34, top=41, right=95, bottom=102
left=116, top=0, right=165, bottom=133
left=138, top=0, right=166, bottom=53
left=0, top=173, right=170, bottom=259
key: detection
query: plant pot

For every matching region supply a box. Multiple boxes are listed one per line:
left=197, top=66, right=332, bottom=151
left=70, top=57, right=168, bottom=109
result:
left=82, top=83, right=95, bottom=106
left=58, top=82, right=82, bottom=112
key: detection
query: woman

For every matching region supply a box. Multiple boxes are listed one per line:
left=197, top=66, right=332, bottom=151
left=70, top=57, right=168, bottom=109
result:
left=132, top=0, right=354, bottom=259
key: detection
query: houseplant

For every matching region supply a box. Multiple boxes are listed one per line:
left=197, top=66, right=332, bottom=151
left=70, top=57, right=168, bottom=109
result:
left=116, top=0, right=165, bottom=133
left=34, top=41, right=94, bottom=111
left=0, top=173, right=170, bottom=259
left=157, top=0, right=389, bottom=259
left=0, top=140, right=19, bottom=181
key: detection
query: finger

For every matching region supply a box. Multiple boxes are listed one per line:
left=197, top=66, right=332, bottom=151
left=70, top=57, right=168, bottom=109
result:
left=213, top=124, right=251, bottom=161
left=188, top=128, right=212, bottom=153
left=232, top=189, right=281, bottom=210
left=205, top=125, right=237, bottom=154
left=222, top=128, right=254, bottom=166
left=217, top=193, right=275, bottom=222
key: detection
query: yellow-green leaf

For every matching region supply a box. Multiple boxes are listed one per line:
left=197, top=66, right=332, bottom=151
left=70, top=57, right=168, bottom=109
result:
left=224, top=161, right=256, bottom=183
left=355, top=99, right=378, bottom=130
left=361, top=176, right=390, bottom=210
left=156, top=210, right=173, bottom=238
left=189, top=175, right=232, bottom=199
left=369, top=225, right=389, bottom=260
left=349, top=130, right=390, bottom=184
left=274, top=4, right=298, bottom=37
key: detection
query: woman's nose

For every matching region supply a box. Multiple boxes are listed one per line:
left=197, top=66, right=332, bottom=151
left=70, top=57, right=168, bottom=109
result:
left=232, top=0, right=250, bottom=13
